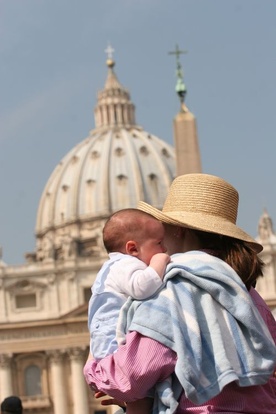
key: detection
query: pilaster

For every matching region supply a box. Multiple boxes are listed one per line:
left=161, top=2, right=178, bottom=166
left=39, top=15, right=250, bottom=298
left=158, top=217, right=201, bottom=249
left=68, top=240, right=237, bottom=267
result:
left=0, top=353, right=13, bottom=400
left=68, top=347, right=89, bottom=414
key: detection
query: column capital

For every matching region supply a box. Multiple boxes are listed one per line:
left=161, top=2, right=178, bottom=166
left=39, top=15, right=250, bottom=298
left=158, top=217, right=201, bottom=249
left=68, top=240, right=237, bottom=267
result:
left=47, top=350, right=66, bottom=365
left=0, top=353, right=13, bottom=368
left=68, top=347, right=86, bottom=362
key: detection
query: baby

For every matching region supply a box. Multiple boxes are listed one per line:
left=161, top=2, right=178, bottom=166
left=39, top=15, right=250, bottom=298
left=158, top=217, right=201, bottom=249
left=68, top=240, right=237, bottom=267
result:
left=88, top=208, right=170, bottom=413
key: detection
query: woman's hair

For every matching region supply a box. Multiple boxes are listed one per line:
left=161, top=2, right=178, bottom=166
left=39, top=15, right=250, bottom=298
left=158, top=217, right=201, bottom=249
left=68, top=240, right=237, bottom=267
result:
left=192, top=229, right=264, bottom=290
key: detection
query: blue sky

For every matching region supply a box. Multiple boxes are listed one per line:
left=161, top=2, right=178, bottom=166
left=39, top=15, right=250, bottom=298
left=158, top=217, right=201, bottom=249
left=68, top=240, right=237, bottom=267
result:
left=1, top=0, right=276, bottom=264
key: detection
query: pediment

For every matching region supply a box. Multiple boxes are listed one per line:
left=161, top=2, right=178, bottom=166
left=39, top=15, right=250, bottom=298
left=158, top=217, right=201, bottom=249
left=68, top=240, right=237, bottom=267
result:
left=5, top=279, right=47, bottom=292
left=60, top=303, right=88, bottom=319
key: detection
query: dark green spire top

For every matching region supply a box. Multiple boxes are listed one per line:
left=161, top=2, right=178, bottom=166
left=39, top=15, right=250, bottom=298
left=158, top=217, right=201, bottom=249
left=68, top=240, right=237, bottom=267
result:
left=168, top=44, right=188, bottom=107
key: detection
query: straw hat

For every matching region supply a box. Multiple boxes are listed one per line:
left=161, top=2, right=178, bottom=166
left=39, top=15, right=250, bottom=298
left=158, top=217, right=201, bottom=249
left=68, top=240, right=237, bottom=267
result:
left=138, top=173, right=262, bottom=253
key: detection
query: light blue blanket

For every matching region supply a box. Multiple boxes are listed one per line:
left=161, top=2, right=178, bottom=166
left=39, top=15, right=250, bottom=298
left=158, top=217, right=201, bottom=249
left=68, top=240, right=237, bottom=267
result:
left=117, top=251, right=276, bottom=412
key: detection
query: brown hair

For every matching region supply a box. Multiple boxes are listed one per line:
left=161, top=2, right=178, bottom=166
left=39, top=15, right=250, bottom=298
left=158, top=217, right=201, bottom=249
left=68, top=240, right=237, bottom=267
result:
left=103, top=208, right=158, bottom=253
left=192, top=229, right=264, bottom=290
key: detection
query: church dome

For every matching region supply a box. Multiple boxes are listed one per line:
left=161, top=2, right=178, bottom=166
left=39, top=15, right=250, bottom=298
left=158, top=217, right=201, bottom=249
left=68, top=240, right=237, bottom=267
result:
left=34, top=55, right=175, bottom=261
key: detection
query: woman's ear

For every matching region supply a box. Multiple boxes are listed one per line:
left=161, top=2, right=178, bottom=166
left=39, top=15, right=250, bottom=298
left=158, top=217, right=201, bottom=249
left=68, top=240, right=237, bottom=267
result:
left=125, top=240, right=139, bottom=256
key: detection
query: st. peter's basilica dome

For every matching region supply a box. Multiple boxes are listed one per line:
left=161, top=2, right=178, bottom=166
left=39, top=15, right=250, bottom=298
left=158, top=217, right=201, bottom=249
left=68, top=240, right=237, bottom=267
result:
left=34, top=56, right=176, bottom=261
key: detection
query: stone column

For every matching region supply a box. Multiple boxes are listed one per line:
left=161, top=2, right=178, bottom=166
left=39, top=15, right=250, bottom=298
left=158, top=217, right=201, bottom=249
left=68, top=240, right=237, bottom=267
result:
left=0, top=354, right=13, bottom=400
left=48, top=350, right=67, bottom=414
left=68, top=348, right=89, bottom=414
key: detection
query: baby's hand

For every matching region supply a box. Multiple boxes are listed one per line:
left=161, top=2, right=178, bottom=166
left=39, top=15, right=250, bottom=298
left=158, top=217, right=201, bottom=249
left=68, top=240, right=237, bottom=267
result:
left=95, top=391, right=126, bottom=409
left=150, top=253, right=171, bottom=266
left=149, top=253, right=171, bottom=280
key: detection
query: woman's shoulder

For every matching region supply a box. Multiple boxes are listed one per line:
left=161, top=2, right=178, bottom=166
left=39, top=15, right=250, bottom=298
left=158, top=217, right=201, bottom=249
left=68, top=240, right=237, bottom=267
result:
left=250, top=287, right=276, bottom=344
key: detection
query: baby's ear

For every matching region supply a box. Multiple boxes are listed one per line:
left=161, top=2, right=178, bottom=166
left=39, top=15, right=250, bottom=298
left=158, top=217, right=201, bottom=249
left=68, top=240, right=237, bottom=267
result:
left=125, top=240, right=139, bottom=256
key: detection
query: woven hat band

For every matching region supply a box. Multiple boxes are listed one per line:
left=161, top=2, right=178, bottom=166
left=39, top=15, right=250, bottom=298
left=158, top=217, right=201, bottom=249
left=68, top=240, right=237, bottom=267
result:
left=163, top=174, right=238, bottom=224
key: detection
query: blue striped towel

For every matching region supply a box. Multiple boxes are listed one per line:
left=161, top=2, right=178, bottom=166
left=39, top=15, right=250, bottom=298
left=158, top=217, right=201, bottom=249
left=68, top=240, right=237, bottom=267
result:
left=117, top=251, right=276, bottom=412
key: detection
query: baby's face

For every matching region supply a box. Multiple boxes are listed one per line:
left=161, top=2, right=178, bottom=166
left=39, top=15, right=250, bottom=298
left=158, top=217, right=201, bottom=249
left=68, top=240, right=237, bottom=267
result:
left=138, top=220, right=167, bottom=265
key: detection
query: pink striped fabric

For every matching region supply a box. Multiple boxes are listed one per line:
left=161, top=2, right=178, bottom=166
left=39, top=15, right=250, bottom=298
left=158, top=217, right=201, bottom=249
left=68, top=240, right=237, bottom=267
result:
left=83, top=288, right=276, bottom=413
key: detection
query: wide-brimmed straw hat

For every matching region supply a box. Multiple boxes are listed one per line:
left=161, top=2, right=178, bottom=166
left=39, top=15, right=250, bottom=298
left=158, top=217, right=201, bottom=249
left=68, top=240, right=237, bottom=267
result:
left=138, top=173, right=262, bottom=253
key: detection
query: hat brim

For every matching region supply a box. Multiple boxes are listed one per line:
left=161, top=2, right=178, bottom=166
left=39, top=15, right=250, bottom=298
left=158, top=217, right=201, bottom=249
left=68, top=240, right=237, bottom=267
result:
left=138, top=201, right=263, bottom=254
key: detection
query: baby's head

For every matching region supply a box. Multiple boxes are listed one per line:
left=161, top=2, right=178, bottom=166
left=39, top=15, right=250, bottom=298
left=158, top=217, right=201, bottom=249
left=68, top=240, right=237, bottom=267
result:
left=103, top=208, right=166, bottom=265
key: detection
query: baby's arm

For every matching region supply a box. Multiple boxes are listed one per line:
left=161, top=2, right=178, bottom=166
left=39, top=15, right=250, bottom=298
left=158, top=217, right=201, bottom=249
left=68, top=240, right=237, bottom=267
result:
left=108, top=255, right=170, bottom=300
left=149, top=253, right=170, bottom=280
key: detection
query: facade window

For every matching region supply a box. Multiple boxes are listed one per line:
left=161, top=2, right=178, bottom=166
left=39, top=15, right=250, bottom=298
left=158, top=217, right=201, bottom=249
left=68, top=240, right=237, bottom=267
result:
left=25, top=365, right=42, bottom=395
left=140, top=145, right=149, bottom=155
left=78, top=238, right=99, bottom=257
left=15, top=293, right=36, bottom=309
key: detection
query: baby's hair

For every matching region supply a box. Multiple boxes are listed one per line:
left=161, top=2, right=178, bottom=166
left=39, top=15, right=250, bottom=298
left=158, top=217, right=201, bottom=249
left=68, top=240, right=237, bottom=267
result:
left=103, top=208, right=157, bottom=253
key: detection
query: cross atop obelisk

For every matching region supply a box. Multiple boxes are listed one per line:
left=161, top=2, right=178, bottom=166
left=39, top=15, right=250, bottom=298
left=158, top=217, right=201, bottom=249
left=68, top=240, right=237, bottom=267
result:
left=168, top=44, right=187, bottom=64
left=168, top=44, right=188, bottom=105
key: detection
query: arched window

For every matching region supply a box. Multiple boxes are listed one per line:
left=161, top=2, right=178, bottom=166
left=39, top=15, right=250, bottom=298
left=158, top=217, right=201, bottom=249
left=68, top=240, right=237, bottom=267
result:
left=24, top=365, right=42, bottom=395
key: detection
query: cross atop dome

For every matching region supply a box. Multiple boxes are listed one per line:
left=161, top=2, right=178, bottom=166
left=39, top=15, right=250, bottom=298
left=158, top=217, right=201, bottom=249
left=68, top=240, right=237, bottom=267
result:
left=105, top=43, right=115, bottom=68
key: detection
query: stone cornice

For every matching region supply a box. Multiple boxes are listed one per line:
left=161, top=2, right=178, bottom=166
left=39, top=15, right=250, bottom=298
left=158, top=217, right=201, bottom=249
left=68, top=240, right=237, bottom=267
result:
left=0, top=313, right=90, bottom=353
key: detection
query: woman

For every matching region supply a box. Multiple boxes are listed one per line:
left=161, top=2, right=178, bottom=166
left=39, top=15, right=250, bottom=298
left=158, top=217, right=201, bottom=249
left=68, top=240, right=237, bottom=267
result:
left=84, top=173, right=276, bottom=413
